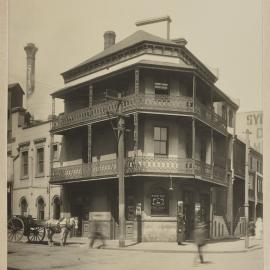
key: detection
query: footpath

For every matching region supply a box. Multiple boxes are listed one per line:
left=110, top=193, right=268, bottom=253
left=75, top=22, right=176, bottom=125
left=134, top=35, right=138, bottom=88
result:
left=51, top=236, right=263, bottom=254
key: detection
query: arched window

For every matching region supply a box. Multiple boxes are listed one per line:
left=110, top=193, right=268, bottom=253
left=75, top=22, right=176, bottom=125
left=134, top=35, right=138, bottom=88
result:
left=37, top=197, right=45, bottom=220
left=20, top=197, right=28, bottom=216
left=151, top=186, right=169, bottom=216
left=52, top=196, right=60, bottom=219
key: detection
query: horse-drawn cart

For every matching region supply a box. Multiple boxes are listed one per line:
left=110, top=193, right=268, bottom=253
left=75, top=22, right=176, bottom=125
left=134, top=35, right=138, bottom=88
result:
left=7, top=215, right=46, bottom=243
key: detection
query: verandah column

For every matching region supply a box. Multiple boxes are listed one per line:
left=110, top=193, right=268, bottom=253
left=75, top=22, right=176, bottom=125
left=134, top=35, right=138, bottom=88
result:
left=135, top=68, right=140, bottom=95
left=133, top=113, right=138, bottom=157
left=89, top=85, right=93, bottom=106
left=192, top=73, right=196, bottom=172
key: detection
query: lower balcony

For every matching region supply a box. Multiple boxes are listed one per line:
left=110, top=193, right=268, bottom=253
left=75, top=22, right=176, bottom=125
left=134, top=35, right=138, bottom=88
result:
left=51, top=156, right=227, bottom=185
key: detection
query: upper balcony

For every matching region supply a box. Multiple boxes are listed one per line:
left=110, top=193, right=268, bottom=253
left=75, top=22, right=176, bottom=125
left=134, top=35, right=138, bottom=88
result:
left=51, top=93, right=227, bottom=135
left=51, top=156, right=227, bottom=186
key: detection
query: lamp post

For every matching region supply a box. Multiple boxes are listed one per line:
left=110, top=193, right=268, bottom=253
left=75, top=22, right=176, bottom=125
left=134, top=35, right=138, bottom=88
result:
left=244, top=129, right=251, bottom=249
left=106, top=92, right=126, bottom=247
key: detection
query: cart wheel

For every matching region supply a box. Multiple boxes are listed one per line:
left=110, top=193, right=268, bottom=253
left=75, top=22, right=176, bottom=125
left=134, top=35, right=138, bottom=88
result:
left=7, top=216, right=24, bottom=242
left=27, top=226, right=45, bottom=243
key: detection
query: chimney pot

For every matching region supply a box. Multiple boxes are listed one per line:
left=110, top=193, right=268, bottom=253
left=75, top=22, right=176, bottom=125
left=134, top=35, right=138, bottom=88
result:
left=104, top=31, right=116, bottom=50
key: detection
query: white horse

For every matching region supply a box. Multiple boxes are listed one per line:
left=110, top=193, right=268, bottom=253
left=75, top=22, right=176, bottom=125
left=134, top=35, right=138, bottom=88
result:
left=45, top=217, right=78, bottom=247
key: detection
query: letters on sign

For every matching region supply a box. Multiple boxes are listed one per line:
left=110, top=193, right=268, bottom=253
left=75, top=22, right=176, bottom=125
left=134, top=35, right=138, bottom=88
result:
left=246, top=113, right=263, bottom=126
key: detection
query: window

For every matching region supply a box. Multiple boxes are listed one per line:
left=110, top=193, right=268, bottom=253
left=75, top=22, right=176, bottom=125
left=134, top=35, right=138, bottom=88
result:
left=257, top=178, right=263, bottom=193
left=228, top=110, right=233, bottom=127
left=53, top=144, right=59, bottom=161
left=249, top=156, right=253, bottom=170
left=36, top=148, right=44, bottom=176
left=52, top=196, right=60, bottom=219
left=151, top=187, right=169, bottom=216
left=154, top=82, right=169, bottom=95
left=20, top=198, right=28, bottom=216
left=154, top=127, right=168, bottom=155
left=37, top=197, right=45, bottom=220
left=249, top=174, right=254, bottom=190
left=21, top=151, right=29, bottom=178
left=221, top=105, right=227, bottom=120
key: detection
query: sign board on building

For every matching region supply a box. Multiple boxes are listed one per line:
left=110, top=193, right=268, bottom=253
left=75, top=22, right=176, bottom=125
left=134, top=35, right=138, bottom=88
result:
left=236, top=111, right=263, bottom=153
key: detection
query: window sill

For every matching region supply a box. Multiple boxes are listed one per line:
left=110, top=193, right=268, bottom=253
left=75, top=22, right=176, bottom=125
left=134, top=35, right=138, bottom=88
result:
left=20, top=176, right=29, bottom=180
left=35, top=174, right=45, bottom=178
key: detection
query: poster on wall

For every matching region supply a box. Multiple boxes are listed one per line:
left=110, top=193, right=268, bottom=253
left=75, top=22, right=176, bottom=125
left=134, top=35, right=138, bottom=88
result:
left=151, top=191, right=168, bottom=215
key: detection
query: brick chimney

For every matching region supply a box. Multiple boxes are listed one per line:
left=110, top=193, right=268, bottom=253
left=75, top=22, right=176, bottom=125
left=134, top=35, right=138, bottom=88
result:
left=104, top=31, right=116, bottom=50
left=24, top=43, right=38, bottom=97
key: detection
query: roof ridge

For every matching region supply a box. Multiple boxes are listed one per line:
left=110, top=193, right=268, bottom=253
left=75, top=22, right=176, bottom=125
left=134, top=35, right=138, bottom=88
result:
left=63, top=30, right=176, bottom=74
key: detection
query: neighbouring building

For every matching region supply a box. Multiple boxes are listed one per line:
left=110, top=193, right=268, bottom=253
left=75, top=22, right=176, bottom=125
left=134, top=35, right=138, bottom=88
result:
left=50, top=29, right=240, bottom=241
left=232, top=137, right=263, bottom=237
left=7, top=83, right=25, bottom=218
left=7, top=43, right=61, bottom=221
left=236, top=111, right=263, bottom=153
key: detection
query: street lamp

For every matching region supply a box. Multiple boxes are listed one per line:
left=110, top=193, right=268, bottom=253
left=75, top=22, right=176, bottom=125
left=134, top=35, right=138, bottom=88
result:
left=244, top=129, right=251, bottom=249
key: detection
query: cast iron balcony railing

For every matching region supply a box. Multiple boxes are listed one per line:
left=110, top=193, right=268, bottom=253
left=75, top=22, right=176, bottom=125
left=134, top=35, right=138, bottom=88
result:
left=51, top=94, right=227, bottom=134
left=51, top=156, right=227, bottom=185
left=233, top=160, right=245, bottom=178
left=194, top=99, right=226, bottom=132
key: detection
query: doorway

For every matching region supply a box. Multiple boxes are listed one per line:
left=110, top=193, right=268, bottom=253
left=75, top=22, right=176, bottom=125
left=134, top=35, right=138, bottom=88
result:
left=183, top=190, right=195, bottom=240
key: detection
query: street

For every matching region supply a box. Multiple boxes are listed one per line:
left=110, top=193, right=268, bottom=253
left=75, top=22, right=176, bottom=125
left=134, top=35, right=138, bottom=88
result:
left=7, top=240, right=263, bottom=270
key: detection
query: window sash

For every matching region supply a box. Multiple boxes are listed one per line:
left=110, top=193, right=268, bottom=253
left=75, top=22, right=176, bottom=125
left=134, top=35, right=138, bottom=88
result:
left=37, top=148, right=44, bottom=174
left=154, top=127, right=168, bottom=155
left=21, top=151, right=29, bottom=177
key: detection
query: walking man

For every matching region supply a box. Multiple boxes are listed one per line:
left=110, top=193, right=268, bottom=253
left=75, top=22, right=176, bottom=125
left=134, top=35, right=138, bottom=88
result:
left=89, top=220, right=106, bottom=248
left=193, top=222, right=207, bottom=264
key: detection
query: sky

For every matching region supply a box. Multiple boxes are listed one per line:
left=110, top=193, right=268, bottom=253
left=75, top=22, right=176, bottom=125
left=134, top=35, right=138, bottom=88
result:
left=8, top=0, right=262, bottom=120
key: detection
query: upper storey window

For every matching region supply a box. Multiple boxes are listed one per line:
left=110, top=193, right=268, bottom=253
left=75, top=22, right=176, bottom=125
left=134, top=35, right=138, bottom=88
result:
left=228, top=110, right=233, bottom=127
left=154, top=127, right=168, bottom=155
left=154, top=82, right=169, bottom=95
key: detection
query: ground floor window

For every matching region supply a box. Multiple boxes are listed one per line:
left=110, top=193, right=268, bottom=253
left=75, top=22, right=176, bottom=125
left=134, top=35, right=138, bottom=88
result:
left=52, top=196, right=60, bottom=219
left=37, top=197, right=45, bottom=220
left=20, top=197, right=28, bottom=216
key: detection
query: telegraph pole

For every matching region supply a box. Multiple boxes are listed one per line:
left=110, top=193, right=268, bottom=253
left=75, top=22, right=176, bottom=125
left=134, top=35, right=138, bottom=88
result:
left=135, top=15, right=172, bottom=40
left=106, top=92, right=126, bottom=247
left=244, top=129, right=251, bottom=249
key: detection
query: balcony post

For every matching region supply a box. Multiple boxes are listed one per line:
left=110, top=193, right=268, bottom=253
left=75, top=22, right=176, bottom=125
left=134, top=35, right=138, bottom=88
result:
left=192, top=74, right=196, bottom=113
left=210, top=129, right=214, bottom=177
left=88, top=124, right=92, bottom=164
left=89, top=85, right=93, bottom=106
left=192, top=118, right=196, bottom=171
left=135, top=68, right=140, bottom=95
left=134, top=113, right=138, bottom=157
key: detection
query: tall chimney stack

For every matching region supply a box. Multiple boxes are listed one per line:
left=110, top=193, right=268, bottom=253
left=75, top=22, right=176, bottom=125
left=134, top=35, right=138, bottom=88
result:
left=24, top=43, right=38, bottom=97
left=104, top=31, right=116, bottom=50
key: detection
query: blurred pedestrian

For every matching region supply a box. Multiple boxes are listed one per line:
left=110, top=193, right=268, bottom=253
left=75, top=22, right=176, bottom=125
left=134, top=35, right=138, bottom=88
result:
left=193, top=222, right=207, bottom=264
left=89, top=220, right=106, bottom=248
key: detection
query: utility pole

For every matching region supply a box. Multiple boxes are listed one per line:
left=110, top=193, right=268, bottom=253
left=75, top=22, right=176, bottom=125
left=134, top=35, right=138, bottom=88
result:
left=106, top=92, right=127, bottom=247
left=244, top=129, right=251, bottom=249
left=135, top=15, right=172, bottom=40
